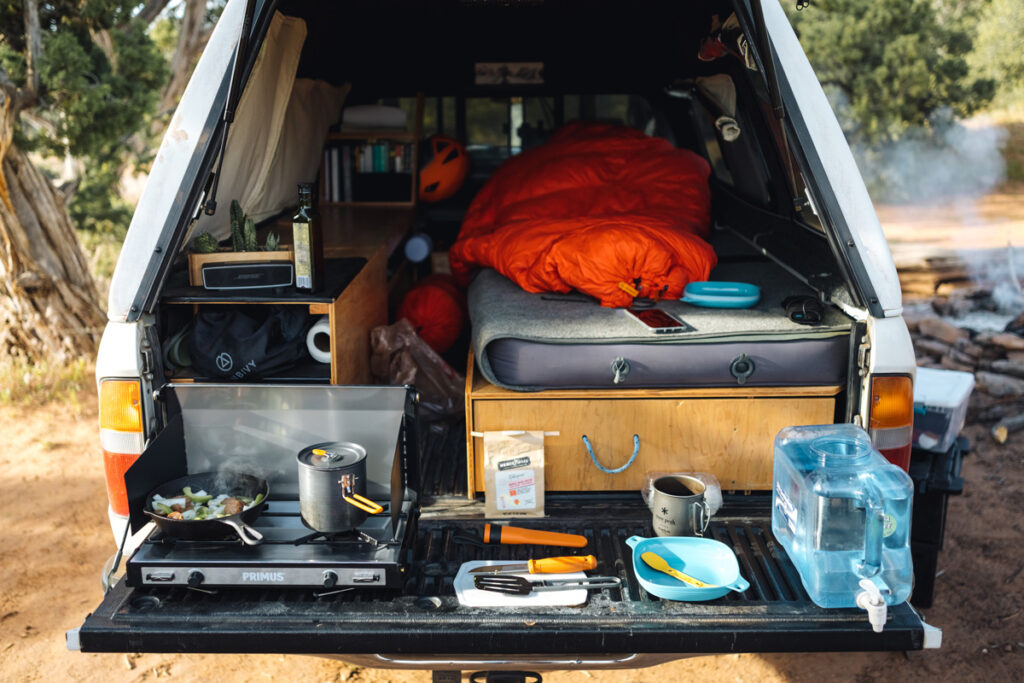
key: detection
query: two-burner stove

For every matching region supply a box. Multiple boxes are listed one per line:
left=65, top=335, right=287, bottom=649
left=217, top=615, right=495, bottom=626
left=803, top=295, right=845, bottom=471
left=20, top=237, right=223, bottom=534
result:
left=126, top=500, right=411, bottom=590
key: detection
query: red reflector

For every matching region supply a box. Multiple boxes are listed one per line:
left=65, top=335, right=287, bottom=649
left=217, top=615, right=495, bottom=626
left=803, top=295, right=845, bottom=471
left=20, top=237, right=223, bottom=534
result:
left=879, top=444, right=911, bottom=471
left=103, top=450, right=140, bottom=516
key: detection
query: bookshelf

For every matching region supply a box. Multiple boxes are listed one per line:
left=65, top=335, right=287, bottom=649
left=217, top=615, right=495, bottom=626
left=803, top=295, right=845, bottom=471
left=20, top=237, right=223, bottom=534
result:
left=320, top=96, right=423, bottom=207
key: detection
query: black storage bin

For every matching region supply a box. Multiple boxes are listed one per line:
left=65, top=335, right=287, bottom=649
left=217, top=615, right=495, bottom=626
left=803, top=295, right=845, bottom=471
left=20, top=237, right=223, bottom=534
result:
left=908, top=436, right=966, bottom=608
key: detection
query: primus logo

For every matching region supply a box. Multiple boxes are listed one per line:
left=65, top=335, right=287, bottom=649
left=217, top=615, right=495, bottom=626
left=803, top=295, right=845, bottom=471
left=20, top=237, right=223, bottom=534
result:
left=242, top=571, right=286, bottom=582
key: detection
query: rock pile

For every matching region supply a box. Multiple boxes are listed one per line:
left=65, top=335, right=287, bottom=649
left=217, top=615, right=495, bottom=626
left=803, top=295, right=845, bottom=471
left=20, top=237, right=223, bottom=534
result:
left=906, top=289, right=1024, bottom=443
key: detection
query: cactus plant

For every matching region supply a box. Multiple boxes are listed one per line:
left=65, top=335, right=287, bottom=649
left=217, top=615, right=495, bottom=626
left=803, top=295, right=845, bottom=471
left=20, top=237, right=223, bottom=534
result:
left=230, top=200, right=245, bottom=252
left=193, top=232, right=219, bottom=253
left=264, top=231, right=280, bottom=251
left=243, top=217, right=258, bottom=252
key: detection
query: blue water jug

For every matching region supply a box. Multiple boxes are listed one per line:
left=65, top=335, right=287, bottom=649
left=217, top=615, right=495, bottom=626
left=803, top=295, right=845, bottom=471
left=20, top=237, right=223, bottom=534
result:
left=772, top=424, right=914, bottom=610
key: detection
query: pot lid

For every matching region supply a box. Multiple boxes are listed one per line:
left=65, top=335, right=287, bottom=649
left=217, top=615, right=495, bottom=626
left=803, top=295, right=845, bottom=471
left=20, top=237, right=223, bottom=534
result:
left=298, top=441, right=366, bottom=469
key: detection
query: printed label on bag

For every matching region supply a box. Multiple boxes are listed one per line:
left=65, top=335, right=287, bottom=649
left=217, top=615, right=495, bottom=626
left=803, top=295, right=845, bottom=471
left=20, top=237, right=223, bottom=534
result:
left=494, top=468, right=536, bottom=511
left=498, top=456, right=531, bottom=471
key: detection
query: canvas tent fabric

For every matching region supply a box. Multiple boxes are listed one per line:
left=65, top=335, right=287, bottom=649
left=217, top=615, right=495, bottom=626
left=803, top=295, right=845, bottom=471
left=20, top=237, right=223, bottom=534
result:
left=450, top=122, right=716, bottom=308
left=108, top=8, right=343, bottom=320
left=188, top=12, right=347, bottom=241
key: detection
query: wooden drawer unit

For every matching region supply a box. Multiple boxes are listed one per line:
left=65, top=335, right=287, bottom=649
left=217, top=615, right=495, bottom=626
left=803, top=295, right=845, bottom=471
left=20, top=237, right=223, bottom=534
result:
left=465, top=357, right=840, bottom=495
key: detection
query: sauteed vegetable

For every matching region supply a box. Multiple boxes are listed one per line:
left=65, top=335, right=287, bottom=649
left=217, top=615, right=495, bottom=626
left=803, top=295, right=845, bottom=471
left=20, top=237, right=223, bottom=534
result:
left=151, top=487, right=265, bottom=521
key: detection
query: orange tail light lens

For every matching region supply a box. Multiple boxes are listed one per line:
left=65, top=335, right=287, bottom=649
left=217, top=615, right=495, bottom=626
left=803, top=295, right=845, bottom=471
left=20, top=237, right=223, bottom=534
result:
left=869, top=375, right=914, bottom=471
left=99, top=380, right=144, bottom=516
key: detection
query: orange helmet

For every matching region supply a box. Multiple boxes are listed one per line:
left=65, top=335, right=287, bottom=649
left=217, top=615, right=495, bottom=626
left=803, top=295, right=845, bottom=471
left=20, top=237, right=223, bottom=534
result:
left=419, top=135, right=469, bottom=202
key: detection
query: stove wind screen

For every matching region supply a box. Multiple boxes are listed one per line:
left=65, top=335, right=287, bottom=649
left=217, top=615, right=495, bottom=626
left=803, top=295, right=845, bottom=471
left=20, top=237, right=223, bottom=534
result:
left=168, top=384, right=409, bottom=500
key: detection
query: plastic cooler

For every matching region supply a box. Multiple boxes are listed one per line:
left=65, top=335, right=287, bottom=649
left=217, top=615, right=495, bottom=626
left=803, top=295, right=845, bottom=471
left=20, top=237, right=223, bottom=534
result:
left=912, top=367, right=975, bottom=453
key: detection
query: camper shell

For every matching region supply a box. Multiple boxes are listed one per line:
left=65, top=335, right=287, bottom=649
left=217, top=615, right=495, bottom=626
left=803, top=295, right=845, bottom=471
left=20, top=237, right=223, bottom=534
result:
left=71, top=0, right=944, bottom=675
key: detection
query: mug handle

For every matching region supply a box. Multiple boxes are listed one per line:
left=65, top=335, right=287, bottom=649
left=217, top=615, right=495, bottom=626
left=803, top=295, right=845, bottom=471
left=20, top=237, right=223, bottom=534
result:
left=697, top=499, right=712, bottom=536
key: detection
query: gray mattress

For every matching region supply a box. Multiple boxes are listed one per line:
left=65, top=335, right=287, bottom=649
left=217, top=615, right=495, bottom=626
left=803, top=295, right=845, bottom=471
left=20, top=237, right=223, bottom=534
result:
left=469, top=264, right=853, bottom=391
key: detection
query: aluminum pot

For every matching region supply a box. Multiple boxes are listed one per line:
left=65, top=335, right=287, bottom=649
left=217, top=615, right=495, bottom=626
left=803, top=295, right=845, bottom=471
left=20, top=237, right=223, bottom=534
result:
left=297, top=441, right=383, bottom=532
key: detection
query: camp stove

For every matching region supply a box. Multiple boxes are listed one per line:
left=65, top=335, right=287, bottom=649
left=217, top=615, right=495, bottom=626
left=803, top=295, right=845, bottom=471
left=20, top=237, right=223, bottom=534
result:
left=126, top=499, right=411, bottom=590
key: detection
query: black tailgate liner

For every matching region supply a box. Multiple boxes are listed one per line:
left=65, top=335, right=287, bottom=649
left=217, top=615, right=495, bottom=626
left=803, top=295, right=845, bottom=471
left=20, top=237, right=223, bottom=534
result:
left=76, top=496, right=924, bottom=654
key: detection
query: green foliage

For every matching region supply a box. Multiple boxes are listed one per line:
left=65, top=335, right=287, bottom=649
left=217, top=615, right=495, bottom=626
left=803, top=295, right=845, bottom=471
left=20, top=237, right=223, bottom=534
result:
left=193, top=232, right=220, bottom=253
left=1, top=1, right=169, bottom=238
left=38, top=21, right=166, bottom=159
left=789, top=0, right=995, bottom=143
left=243, top=217, right=257, bottom=252
left=230, top=199, right=245, bottom=252
left=970, top=0, right=1024, bottom=106
left=264, top=232, right=280, bottom=252
left=67, top=157, right=133, bottom=235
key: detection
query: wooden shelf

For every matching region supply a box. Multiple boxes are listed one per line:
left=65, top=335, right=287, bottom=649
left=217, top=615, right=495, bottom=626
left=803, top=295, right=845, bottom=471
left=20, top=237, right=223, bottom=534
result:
left=329, top=128, right=417, bottom=141
left=167, top=206, right=415, bottom=385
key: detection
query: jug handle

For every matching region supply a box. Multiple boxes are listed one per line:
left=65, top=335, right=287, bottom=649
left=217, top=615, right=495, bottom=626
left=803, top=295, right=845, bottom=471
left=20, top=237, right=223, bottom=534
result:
left=858, top=484, right=885, bottom=577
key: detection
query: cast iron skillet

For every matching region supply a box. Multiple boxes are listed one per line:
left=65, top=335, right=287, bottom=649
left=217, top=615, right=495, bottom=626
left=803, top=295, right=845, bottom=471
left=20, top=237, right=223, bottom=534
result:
left=144, top=471, right=268, bottom=545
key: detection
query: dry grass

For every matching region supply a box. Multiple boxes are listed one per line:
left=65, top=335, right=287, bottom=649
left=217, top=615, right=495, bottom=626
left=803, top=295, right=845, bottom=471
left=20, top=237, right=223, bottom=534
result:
left=0, top=356, right=92, bottom=411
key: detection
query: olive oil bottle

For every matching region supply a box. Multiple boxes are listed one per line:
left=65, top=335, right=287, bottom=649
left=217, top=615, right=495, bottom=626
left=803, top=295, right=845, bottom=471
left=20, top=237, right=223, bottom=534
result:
left=292, top=183, right=323, bottom=291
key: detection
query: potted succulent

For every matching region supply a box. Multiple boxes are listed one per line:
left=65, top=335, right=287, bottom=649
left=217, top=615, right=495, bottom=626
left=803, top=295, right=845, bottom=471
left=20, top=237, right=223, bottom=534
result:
left=187, top=200, right=292, bottom=287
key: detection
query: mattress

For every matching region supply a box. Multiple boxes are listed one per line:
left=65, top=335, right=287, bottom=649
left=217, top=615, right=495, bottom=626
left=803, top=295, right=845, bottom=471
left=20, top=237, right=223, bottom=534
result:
left=469, top=266, right=853, bottom=391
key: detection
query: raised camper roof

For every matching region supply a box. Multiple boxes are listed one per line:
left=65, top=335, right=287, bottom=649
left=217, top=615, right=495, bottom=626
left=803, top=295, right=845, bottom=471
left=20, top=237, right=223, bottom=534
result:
left=107, top=0, right=900, bottom=323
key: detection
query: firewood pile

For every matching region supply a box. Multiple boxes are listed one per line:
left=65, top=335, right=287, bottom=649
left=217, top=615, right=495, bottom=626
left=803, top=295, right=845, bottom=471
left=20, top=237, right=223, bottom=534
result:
left=906, top=288, right=1024, bottom=444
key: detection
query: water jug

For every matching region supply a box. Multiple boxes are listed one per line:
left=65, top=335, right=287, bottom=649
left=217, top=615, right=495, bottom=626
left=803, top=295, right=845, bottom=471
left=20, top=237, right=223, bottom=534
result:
left=772, top=424, right=913, bottom=610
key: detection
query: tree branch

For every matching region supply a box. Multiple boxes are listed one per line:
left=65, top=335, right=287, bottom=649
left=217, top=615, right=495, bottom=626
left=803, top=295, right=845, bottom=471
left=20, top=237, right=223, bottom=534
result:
left=137, top=0, right=173, bottom=25
left=23, top=0, right=41, bottom=99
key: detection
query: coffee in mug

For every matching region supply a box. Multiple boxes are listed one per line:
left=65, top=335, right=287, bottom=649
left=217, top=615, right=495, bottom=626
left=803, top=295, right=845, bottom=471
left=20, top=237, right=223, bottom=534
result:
left=651, top=474, right=711, bottom=537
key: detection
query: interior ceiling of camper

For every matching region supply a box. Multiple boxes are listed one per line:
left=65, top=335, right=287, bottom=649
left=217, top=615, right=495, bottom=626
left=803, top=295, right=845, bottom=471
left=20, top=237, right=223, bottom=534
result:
left=278, top=0, right=737, bottom=99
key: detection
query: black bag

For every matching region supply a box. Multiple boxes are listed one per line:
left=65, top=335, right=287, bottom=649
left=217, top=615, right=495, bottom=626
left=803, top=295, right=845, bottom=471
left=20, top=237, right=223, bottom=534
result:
left=190, top=307, right=309, bottom=380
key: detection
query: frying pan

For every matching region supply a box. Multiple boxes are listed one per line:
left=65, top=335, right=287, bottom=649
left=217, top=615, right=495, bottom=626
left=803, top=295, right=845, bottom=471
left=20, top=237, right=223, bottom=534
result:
left=144, top=471, right=268, bottom=546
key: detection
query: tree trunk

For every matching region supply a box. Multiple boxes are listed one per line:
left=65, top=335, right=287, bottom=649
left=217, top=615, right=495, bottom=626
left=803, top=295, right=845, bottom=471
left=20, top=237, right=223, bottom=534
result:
left=158, top=0, right=210, bottom=125
left=0, top=142, right=105, bottom=363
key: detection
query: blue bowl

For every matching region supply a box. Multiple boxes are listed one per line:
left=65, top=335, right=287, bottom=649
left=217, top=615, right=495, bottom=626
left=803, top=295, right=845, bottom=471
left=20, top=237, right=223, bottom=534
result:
left=626, top=536, right=750, bottom=601
left=681, top=281, right=761, bottom=308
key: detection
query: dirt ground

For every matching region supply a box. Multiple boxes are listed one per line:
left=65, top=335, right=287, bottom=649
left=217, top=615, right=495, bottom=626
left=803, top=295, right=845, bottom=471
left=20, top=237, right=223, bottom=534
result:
left=3, top=191, right=1024, bottom=681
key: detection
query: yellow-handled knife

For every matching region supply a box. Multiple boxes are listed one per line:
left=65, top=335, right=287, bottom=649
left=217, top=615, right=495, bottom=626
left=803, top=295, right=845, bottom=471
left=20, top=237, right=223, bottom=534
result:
left=469, top=555, right=598, bottom=575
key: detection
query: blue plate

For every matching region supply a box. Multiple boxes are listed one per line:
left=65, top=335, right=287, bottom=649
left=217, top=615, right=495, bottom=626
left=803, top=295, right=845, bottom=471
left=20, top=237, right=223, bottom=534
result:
left=626, top=536, right=750, bottom=601
left=681, top=281, right=760, bottom=308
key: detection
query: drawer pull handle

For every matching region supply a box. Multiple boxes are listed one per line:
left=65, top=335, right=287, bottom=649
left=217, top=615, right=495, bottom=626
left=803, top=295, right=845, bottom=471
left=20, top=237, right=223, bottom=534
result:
left=582, top=434, right=640, bottom=474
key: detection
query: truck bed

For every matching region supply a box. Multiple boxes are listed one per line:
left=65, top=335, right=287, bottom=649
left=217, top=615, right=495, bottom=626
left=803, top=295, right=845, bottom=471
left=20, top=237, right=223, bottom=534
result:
left=72, top=495, right=928, bottom=656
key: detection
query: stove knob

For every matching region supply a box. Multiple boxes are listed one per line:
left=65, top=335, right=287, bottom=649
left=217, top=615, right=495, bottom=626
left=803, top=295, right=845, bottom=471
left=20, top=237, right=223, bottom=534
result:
left=187, top=570, right=205, bottom=587
left=322, top=570, right=338, bottom=588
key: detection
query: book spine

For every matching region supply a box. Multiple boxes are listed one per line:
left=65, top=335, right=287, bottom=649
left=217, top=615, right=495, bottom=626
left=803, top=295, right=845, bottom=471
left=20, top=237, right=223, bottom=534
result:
left=342, top=144, right=353, bottom=202
left=322, top=148, right=331, bottom=202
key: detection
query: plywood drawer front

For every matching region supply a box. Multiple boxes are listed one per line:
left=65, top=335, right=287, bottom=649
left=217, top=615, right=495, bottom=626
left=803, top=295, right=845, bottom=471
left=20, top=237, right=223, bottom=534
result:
left=471, top=396, right=835, bottom=492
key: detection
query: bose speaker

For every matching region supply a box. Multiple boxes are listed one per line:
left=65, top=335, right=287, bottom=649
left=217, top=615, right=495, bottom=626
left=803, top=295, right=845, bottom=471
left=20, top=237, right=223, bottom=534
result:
left=201, top=262, right=295, bottom=290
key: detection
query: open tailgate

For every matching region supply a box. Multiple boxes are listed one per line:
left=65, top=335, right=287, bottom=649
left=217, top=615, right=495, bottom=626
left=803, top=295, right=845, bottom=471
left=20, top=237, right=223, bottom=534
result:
left=71, top=496, right=933, bottom=656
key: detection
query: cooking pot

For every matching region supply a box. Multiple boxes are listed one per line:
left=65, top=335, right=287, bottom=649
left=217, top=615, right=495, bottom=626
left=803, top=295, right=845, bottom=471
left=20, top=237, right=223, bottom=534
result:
left=297, top=441, right=383, bottom=533
left=144, top=471, right=268, bottom=545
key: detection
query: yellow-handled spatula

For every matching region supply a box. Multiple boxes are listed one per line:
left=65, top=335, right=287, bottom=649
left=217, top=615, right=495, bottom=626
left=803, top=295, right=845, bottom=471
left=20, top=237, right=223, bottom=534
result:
left=640, top=551, right=718, bottom=588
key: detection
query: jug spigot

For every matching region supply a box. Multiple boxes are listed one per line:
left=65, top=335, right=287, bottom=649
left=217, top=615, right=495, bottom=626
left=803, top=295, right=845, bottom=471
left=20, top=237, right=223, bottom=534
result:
left=856, top=579, right=887, bottom=633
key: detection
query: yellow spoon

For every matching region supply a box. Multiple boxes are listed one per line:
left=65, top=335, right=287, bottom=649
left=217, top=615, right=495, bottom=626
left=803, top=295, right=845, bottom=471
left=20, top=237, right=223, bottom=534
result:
left=640, top=551, right=718, bottom=588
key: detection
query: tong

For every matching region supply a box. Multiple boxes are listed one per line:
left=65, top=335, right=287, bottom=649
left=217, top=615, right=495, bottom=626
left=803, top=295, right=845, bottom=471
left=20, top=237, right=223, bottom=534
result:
left=473, top=574, right=620, bottom=596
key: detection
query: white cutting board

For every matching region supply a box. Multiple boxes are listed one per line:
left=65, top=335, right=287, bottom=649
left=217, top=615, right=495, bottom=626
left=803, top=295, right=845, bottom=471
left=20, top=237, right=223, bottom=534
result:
left=454, top=560, right=588, bottom=607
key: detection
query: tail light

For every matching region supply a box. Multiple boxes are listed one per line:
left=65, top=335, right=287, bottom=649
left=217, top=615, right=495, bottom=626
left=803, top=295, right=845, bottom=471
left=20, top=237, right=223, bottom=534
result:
left=868, top=374, right=913, bottom=471
left=99, top=379, right=144, bottom=516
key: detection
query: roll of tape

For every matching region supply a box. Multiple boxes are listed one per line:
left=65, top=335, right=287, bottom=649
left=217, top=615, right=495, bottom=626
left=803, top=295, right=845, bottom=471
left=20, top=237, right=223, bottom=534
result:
left=306, top=315, right=331, bottom=364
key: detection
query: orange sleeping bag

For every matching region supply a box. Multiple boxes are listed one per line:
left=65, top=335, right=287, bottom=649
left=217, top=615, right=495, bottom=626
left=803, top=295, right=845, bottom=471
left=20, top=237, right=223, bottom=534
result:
left=450, top=122, right=716, bottom=308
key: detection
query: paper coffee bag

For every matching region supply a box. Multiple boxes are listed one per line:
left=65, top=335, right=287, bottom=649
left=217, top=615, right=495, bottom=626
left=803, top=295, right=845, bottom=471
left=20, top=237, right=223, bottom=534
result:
left=483, top=431, right=545, bottom=518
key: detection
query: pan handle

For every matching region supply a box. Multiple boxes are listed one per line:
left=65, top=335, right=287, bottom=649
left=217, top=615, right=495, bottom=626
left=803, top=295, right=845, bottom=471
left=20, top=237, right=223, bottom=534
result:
left=344, top=493, right=384, bottom=515
left=220, top=518, right=265, bottom=545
